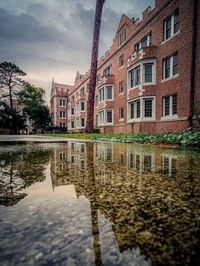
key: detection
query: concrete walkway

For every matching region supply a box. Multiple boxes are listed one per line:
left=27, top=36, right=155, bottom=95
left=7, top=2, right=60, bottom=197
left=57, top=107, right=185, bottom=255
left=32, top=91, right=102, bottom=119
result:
left=0, top=135, right=92, bottom=144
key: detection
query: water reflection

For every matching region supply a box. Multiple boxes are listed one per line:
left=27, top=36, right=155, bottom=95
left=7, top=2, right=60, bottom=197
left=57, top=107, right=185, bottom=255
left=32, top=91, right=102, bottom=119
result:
left=50, top=142, right=200, bottom=265
left=0, top=145, right=51, bottom=206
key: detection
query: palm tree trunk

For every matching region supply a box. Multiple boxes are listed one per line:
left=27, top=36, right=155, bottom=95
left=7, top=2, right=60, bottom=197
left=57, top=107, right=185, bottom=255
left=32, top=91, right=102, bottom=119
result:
left=86, top=0, right=105, bottom=133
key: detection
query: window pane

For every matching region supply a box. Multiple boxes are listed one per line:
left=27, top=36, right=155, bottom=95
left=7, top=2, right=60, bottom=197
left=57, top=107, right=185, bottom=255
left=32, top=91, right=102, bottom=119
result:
left=107, top=111, right=112, bottom=123
left=130, top=69, right=134, bottom=88
left=145, top=99, right=152, bottom=117
left=130, top=102, right=134, bottom=119
left=165, top=58, right=170, bottom=79
left=119, top=81, right=124, bottom=93
left=119, top=54, right=124, bottom=67
left=166, top=17, right=171, bottom=39
left=81, top=118, right=85, bottom=127
left=145, top=64, right=152, bottom=83
left=164, top=96, right=170, bottom=116
left=173, top=53, right=178, bottom=75
left=141, top=37, right=147, bottom=48
left=120, top=108, right=124, bottom=119
left=123, top=29, right=126, bottom=42
left=81, top=102, right=85, bottom=111
left=136, top=101, right=140, bottom=118
left=174, top=11, right=179, bottom=34
left=106, top=86, right=112, bottom=100
left=135, top=66, right=140, bottom=85
left=172, top=94, right=177, bottom=115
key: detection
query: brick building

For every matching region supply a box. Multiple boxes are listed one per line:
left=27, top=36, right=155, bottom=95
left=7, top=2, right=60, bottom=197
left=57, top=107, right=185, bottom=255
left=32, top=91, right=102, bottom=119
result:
left=54, top=0, right=200, bottom=133
left=50, top=80, right=73, bottom=128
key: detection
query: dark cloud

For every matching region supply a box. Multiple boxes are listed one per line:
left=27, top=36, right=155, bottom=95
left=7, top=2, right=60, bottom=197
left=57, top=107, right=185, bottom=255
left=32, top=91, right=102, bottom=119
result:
left=0, top=0, right=155, bottom=102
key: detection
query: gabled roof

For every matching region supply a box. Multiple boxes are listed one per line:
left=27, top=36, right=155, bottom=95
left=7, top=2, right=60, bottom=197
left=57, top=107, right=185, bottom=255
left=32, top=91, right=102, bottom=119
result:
left=117, top=14, right=131, bottom=33
left=53, top=82, right=73, bottom=90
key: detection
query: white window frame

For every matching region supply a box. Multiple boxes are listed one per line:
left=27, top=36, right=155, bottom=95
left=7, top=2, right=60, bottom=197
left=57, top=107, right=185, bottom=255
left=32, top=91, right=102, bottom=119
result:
left=127, top=96, right=156, bottom=123
left=163, top=10, right=179, bottom=44
left=59, top=99, right=65, bottom=107
left=119, top=54, right=124, bottom=68
left=128, top=59, right=156, bottom=90
left=59, top=111, right=66, bottom=118
left=98, top=109, right=114, bottom=126
left=162, top=53, right=178, bottom=82
left=71, top=107, right=75, bottom=116
left=80, top=101, right=85, bottom=112
left=161, top=94, right=178, bottom=120
left=98, top=84, right=114, bottom=104
left=119, top=81, right=124, bottom=95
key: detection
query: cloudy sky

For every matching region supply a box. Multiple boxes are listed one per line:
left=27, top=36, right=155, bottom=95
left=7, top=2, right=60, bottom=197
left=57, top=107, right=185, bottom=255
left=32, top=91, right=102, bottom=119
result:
left=0, top=0, right=154, bottom=103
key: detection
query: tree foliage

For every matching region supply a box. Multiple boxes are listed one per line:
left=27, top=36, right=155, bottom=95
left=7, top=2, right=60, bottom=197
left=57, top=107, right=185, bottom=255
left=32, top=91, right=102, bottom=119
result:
left=0, top=62, right=26, bottom=109
left=18, top=84, right=51, bottom=131
left=0, top=102, right=26, bottom=133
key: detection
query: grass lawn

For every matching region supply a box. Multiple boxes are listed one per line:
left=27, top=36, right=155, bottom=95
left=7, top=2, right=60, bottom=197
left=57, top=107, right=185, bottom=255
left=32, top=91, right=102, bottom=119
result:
left=42, top=130, right=200, bottom=148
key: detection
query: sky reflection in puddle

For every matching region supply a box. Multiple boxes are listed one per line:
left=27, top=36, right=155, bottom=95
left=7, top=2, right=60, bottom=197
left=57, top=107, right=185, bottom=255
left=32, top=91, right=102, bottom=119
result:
left=0, top=142, right=200, bottom=266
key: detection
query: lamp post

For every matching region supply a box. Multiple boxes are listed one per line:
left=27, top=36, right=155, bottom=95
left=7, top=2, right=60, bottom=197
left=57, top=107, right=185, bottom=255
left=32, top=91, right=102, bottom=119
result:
left=0, top=105, right=5, bottom=131
left=9, top=115, right=12, bottom=135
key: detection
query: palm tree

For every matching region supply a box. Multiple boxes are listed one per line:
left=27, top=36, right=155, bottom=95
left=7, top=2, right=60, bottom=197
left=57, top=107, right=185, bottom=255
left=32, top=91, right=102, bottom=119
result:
left=86, top=0, right=105, bottom=133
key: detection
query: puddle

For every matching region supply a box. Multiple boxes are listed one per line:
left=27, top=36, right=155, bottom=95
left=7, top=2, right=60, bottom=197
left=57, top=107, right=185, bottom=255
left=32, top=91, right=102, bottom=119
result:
left=0, top=142, right=200, bottom=265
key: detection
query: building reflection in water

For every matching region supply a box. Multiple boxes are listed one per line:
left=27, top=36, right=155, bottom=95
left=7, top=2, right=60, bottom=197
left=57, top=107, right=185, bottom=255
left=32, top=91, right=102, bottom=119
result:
left=50, top=142, right=200, bottom=265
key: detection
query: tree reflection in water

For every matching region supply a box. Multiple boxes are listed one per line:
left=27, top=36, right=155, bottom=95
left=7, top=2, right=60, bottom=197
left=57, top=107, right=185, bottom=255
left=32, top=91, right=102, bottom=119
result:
left=0, top=145, right=51, bottom=206
left=51, top=141, right=200, bottom=266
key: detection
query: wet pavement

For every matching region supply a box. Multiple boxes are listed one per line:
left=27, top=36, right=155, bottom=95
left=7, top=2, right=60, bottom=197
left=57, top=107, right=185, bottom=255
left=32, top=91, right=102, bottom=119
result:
left=0, top=135, right=90, bottom=143
left=0, top=142, right=200, bottom=266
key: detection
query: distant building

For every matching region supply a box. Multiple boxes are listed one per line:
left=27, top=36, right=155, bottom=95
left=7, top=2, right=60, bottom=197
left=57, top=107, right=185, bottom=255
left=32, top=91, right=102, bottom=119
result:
left=53, top=0, right=200, bottom=133
left=50, top=80, right=73, bottom=128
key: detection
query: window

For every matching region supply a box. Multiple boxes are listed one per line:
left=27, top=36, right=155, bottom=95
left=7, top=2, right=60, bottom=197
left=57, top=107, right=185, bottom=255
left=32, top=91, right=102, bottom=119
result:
left=60, top=111, right=66, bottom=118
left=106, top=110, right=112, bottom=123
left=60, top=123, right=65, bottom=127
left=144, top=64, right=153, bottom=83
left=128, top=97, right=155, bottom=121
left=72, top=96, right=74, bottom=102
left=135, top=66, right=140, bottom=86
left=71, top=121, right=74, bottom=129
left=119, top=108, right=124, bottom=119
left=164, top=10, right=179, bottom=41
left=130, top=102, right=134, bottom=119
left=134, top=32, right=152, bottom=51
left=118, top=28, right=126, bottom=47
left=136, top=100, right=140, bottom=118
left=98, top=111, right=104, bottom=125
left=103, top=65, right=111, bottom=76
left=60, top=99, right=65, bottom=107
left=141, top=36, right=147, bottom=48
left=144, top=99, right=152, bottom=117
left=81, top=118, right=85, bottom=127
left=163, top=94, right=177, bottom=117
left=81, top=102, right=85, bottom=111
left=163, top=53, right=178, bottom=80
left=80, top=87, right=85, bottom=95
left=173, top=53, right=178, bottom=75
left=106, top=86, right=112, bottom=100
left=71, top=107, right=74, bottom=116
left=118, top=33, right=122, bottom=47
left=98, top=87, right=104, bottom=102
left=119, top=81, right=124, bottom=94
left=119, top=54, right=124, bottom=67
left=96, top=95, right=98, bottom=106
left=123, top=29, right=126, bottom=42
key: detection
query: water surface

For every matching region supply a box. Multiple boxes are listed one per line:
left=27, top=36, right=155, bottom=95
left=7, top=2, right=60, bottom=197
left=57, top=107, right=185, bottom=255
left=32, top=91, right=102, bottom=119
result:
left=0, top=142, right=200, bottom=266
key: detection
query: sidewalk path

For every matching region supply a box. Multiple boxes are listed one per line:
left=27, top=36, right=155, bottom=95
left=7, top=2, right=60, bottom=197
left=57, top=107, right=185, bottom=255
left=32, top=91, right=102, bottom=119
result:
left=0, top=135, right=92, bottom=144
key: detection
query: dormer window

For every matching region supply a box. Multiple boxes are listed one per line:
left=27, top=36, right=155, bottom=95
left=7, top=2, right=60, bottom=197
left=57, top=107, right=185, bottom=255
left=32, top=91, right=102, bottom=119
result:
left=135, top=32, right=152, bottom=51
left=103, top=65, right=112, bottom=76
left=118, top=28, right=126, bottom=47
